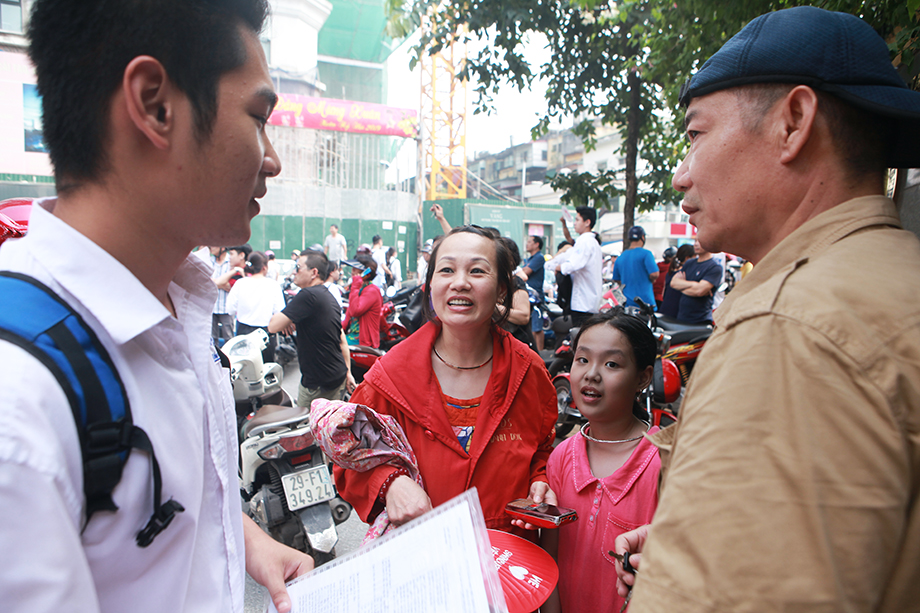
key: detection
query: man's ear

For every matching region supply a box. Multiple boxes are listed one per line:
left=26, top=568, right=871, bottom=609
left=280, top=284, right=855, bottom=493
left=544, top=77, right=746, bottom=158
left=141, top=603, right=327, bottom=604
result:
left=122, top=56, right=176, bottom=150
left=778, top=85, right=819, bottom=165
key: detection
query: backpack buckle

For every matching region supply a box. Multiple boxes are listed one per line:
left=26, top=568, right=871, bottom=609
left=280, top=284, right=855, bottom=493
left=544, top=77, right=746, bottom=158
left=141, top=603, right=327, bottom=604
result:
left=136, top=498, right=185, bottom=547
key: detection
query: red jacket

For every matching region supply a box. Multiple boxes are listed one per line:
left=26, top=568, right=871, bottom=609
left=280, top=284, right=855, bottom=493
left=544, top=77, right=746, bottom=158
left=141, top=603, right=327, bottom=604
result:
left=343, top=276, right=382, bottom=347
left=333, top=321, right=558, bottom=536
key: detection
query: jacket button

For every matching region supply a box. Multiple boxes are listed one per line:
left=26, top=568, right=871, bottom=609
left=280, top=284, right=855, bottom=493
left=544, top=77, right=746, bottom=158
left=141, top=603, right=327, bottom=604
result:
left=424, top=430, right=435, bottom=440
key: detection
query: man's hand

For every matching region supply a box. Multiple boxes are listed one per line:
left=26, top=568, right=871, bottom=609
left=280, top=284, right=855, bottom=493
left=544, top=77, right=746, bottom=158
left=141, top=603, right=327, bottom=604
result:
left=345, top=371, right=357, bottom=394
left=385, top=475, right=432, bottom=525
left=243, top=514, right=314, bottom=613
left=430, top=203, right=451, bottom=234
left=510, top=481, right=558, bottom=531
left=614, top=524, right=650, bottom=597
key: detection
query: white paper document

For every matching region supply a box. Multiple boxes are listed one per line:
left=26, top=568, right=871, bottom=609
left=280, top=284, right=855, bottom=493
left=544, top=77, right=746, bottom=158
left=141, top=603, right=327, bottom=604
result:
left=270, top=488, right=507, bottom=613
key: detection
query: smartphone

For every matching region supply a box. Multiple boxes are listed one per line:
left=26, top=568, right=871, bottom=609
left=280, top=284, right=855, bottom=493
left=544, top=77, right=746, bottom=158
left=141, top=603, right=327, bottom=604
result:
left=504, top=498, right=578, bottom=529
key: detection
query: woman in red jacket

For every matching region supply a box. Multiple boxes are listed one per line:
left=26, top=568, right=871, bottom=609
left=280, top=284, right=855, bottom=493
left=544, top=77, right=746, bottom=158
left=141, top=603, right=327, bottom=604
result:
left=343, top=253, right=382, bottom=348
left=333, top=226, right=558, bottom=537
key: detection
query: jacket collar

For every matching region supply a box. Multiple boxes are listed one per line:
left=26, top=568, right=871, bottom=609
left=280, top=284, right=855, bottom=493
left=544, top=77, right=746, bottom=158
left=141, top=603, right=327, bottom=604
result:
left=715, top=195, right=901, bottom=331
left=364, top=320, right=534, bottom=452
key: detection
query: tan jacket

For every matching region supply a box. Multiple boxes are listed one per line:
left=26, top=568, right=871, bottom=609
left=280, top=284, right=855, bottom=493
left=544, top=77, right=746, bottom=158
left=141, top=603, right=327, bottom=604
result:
left=633, top=196, right=920, bottom=612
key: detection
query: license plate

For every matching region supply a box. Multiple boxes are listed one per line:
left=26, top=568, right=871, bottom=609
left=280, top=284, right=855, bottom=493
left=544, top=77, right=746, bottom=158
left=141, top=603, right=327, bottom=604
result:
left=281, top=465, right=336, bottom=511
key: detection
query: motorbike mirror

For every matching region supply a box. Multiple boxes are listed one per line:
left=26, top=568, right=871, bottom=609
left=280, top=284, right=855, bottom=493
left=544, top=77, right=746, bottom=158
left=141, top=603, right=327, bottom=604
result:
left=385, top=285, right=397, bottom=298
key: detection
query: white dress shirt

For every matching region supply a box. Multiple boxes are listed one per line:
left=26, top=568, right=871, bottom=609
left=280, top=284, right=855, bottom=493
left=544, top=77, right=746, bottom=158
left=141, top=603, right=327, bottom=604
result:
left=226, top=275, right=285, bottom=327
left=324, top=281, right=345, bottom=311
left=0, top=199, right=245, bottom=612
left=553, top=232, right=603, bottom=313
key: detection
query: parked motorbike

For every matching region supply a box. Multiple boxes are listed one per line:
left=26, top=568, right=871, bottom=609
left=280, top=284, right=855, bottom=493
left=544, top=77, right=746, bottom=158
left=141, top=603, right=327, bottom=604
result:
left=224, top=329, right=293, bottom=429
left=633, top=298, right=712, bottom=387
left=349, top=344, right=386, bottom=386
left=227, top=329, right=351, bottom=565
left=239, top=407, right=352, bottom=566
left=378, top=303, right=409, bottom=350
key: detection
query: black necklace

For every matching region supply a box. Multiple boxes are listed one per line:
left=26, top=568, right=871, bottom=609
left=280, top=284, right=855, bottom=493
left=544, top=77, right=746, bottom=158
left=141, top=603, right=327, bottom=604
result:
left=432, top=345, right=493, bottom=370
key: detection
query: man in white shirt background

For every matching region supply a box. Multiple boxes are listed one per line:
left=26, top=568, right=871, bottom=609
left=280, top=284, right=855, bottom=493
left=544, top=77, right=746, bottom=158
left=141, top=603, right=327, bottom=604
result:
left=370, top=234, right=392, bottom=291
left=323, top=224, right=347, bottom=267
left=550, top=206, right=603, bottom=325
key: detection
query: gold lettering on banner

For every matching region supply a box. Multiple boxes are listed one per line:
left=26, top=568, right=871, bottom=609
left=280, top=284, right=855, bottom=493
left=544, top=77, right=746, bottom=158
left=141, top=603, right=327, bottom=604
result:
left=275, top=96, right=303, bottom=115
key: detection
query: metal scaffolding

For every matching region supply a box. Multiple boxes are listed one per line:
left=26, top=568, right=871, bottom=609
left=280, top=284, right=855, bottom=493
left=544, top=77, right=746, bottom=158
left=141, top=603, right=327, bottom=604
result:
left=419, top=28, right=467, bottom=201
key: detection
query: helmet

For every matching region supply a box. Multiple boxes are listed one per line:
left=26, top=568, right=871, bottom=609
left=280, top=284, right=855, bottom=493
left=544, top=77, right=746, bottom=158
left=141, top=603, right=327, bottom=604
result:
left=627, top=226, right=646, bottom=242
left=663, top=247, right=677, bottom=260
left=357, top=243, right=372, bottom=255
left=0, top=198, right=33, bottom=247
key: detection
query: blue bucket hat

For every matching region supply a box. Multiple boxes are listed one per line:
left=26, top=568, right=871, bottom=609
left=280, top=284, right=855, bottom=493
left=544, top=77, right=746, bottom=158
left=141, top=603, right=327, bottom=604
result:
left=678, top=6, right=920, bottom=168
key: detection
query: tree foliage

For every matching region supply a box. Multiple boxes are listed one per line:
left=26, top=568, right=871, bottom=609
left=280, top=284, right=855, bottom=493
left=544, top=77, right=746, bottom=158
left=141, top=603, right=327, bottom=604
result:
left=389, top=0, right=920, bottom=243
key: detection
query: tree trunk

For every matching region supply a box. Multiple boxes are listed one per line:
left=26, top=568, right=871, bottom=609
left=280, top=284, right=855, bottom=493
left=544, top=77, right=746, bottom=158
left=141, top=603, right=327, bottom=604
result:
left=622, top=68, right=642, bottom=245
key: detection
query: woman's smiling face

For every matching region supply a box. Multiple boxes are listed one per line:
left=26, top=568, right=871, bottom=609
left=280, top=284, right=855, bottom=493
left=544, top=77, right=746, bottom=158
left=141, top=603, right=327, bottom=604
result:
left=430, top=232, right=501, bottom=330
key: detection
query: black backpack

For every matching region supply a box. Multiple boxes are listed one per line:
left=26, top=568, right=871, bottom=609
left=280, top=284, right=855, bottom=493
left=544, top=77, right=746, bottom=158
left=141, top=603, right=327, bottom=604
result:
left=0, top=271, right=183, bottom=547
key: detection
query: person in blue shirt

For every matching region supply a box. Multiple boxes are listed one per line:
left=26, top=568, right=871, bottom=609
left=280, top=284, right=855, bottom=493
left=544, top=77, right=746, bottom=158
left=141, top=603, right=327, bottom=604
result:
left=612, top=226, right=659, bottom=309
left=521, top=235, right=546, bottom=350
left=670, top=239, right=723, bottom=325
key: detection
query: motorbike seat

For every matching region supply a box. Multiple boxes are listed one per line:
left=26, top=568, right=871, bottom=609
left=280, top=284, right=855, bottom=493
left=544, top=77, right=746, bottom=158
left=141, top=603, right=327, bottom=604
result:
left=241, top=404, right=311, bottom=439
left=656, top=315, right=713, bottom=333
left=667, top=328, right=712, bottom=346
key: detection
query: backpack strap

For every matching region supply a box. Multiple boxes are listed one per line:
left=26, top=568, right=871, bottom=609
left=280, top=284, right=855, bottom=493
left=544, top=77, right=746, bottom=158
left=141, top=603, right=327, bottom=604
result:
left=0, top=271, right=183, bottom=547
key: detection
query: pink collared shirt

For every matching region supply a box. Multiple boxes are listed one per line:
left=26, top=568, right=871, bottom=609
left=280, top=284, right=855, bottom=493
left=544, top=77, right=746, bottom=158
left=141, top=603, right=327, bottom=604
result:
left=547, top=426, right=661, bottom=613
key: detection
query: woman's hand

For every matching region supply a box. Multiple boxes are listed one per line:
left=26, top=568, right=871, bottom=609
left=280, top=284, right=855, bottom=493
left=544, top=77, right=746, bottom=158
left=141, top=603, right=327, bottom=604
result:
left=510, top=481, right=558, bottom=531
left=385, top=476, right=432, bottom=525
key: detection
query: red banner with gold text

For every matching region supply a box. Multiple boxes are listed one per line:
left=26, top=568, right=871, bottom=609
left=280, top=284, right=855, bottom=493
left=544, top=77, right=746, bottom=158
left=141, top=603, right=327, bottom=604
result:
left=268, top=93, right=418, bottom=138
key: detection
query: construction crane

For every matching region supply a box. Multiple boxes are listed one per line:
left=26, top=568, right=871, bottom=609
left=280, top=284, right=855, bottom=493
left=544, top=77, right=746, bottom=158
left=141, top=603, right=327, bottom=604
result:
left=418, top=28, right=467, bottom=201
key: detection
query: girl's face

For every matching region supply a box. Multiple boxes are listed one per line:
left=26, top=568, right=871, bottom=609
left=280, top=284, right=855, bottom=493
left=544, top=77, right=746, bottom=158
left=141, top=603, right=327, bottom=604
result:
left=571, top=324, right=653, bottom=423
left=430, top=232, right=502, bottom=330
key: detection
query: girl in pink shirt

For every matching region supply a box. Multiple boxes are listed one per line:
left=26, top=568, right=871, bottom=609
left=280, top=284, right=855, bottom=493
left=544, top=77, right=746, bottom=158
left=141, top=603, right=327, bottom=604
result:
left=542, top=309, right=661, bottom=613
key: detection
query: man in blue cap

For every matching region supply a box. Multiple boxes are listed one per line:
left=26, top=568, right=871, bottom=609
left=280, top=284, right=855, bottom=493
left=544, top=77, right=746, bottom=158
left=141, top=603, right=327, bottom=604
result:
left=614, top=7, right=920, bottom=611
left=612, top=225, right=659, bottom=308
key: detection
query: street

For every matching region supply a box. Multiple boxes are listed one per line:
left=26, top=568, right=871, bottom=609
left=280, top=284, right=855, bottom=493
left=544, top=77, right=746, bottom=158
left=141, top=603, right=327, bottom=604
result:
left=243, top=360, right=369, bottom=612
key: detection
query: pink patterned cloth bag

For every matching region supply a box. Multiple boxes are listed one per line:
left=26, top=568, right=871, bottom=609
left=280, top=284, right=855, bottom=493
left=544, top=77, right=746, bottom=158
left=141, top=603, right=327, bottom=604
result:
left=310, top=399, right=423, bottom=543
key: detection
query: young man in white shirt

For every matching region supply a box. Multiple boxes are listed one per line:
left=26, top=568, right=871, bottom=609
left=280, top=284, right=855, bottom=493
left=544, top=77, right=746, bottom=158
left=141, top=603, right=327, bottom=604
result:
left=0, top=2, right=312, bottom=612
left=550, top=206, right=603, bottom=325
